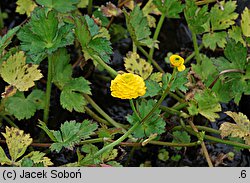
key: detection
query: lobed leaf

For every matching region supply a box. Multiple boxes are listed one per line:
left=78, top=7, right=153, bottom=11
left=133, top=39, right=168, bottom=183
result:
left=241, top=7, right=250, bottom=37
left=36, top=0, right=80, bottom=13
left=153, top=0, right=184, bottom=18
left=124, top=52, right=153, bottom=80
left=0, top=51, right=43, bottom=91
left=16, top=0, right=37, bottom=17
left=50, top=120, right=98, bottom=152
left=1, top=127, right=32, bottom=162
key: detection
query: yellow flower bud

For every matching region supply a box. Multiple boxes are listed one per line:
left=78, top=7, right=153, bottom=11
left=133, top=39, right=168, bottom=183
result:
left=110, top=73, right=146, bottom=99
left=169, top=55, right=185, bottom=72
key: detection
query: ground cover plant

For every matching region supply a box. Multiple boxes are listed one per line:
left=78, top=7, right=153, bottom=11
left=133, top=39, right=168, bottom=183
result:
left=0, top=0, right=249, bottom=167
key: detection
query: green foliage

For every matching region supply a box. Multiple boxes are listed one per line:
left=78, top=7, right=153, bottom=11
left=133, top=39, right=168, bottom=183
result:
left=162, top=69, right=189, bottom=92
left=153, top=0, right=184, bottom=18
left=209, top=1, right=238, bottom=31
left=0, top=51, right=43, bottom=91
left=212, top=40, right=249, bottom=104
left=241, top=7, right=250, bottom=37
left=36, top=0, right=80, bottom=13
left=51, top=49, right=91, bottom=113
left=172, top=131, right=191, bottom=150
left=17, top=8, right=74, bottom=64
left=191, top=54, right=217, bottom=86
left=144, top=79, right=161, bottom=97
left=5, top=90, right=45, bottom=120
left=202, top=32, right=227, bottom=50
left=187, top=89, right=221, bottom=122
left=0, top=26, right=20, bottom=55
left=228, top=26, right=246, bottom=46
left=126, top=99, right=165, bottom=138
left=75, top=15, right=112, bottom=64
left=124, top=6, right=157, bottom=48
left=47, top=120, right=98, bottom=152
left=158, top=149, right=169, bottom=161
left=60, top=77, right=91, bottom=112
left=184, top=0, right=209, bottom=34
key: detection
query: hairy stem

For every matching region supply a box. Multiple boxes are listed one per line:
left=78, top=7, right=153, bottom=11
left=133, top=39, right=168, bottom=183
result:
left=43, top=54, right=53, bottom=124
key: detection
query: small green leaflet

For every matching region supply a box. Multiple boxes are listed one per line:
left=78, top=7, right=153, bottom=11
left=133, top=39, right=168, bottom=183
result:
left=172, top=131, right=191, bottom=150
left=154, top=0, right=184, bottom=18
left=60, top=77, right=91, bottom=113
left=202, top=32, right=227, bottom=50
left=228, top=26, right=246, bottom=46
left=0, top=51, right=43, bottom=91
left=158, top=149, right=169, bottom=161
left=184, top=0, right=209, bottom=34
left=21, top=151, right=53, bottom=167
left=74, top=15, right=112, bottom=64
left=5, top=90, right=45, bottom=120
left=191, top=54, right=217, bottom=87
left=0, top=26, right=20, bottom=54
left=124, top=6, right=157, bottom=49
left=241, top=7, right=250, bottom=37
left=162, top=69, right=189, bottom=92
left=52, top=48, right=72, bottom=88
left=36, top=0, right=80, bottom=13
left=126, top=99, right=165, bottom=138
left=49, top=120, right=98, bottom=152
left=144, top=79, right=161, bottom=97
left=17, top=8, right=74, bottom=64
left=188, top=89, right=221, bottom=122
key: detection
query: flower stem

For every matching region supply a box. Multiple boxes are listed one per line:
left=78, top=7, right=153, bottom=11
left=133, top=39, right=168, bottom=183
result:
left=137, top=45, right=165, bottom=73
left=88, top=0, right=93, bottom=15
left=185, top=44, right=203, bottom=64
left=43, top=54, right=53, bottom=124
left=191, top=32, right=201, bottom=65
left=149, top=13, right=165, bottom=58
left=84, top=106, right=110, bottom=126
left=92, top=55, right=117, bottom=78
left=83, top=94, right=127, bottom=133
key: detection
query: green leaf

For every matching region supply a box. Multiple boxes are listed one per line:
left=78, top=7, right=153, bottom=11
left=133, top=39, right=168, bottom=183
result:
left=16, top=0, right=37, bottom=16
left=191, top=54, right=217, bottom=86
left=172, top=131, right=191, bottom=150
left=162, top=69, right=189, bottom=92
left=77, top=0, right=88, bottom=8
left=60, top=77, right=91, bottom=113
left=75, top=15, right=113, bottom=64
left=36, top=0, right=80, bottom=13
left=153, top=0, right=184, bottom=18
left=124, top=6, right=157, bottom=49
left=52, top=48, right=72, bottom=88
left=0, top=51, right=43, bottom=91
left=126, top=99, right=165, bottom=138
left=158, top=149, right=169, bottom=162
left=210, top=1, right=238, bottom=31
left=211, top=40, right=248, bottom=104
left=1, top=127, right=32, bottom=162
left=124, top=51, right=153, bottom=80
left=193, top=89, right=221, bottom=122
left=228, top=26, right=246, bottom=46
left=202, top=32, right=227, bottom=50
left=27, top=89, right=45, bottom=110
left=0, top=26, right=20, bottom=54
left=5, top=92, right=37, bottom=120
left=50, top=120, right=98, bottom=152
left=241, top=7, right=250, bottom=37
left=225, top=111, right=250, bottom=134
left=144, top=79, right=161, bottom=97
left=184, top=0, right=209, bottom=34
left=17, top=8, right=74, bottom=64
